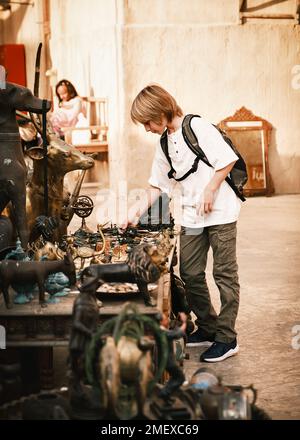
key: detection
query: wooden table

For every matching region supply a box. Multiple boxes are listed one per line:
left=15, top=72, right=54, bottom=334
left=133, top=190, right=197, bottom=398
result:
left=0, top=241, right=175, bottom=396
left=0, top=273, right=171, bottom=348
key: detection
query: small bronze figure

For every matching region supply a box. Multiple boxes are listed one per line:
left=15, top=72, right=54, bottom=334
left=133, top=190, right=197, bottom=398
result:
left=4, top=238, right=33, bottom=304
left=0, top=251, right=76, bottom=308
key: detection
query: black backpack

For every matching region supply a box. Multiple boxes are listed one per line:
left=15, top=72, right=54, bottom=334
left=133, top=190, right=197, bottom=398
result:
left=160, top=114, right=248, bottom=202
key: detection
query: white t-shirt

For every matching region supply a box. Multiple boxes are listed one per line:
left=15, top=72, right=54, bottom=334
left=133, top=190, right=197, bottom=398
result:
left=148, top=116, right=242, bottom=228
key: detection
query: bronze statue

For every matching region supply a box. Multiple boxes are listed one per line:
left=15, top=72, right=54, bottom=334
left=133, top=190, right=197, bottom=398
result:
left=157, top=311, right=187, bottom=400
left=68, top=276, right=102, bottom=415
left=25, top=137, right=94, bottom=242
left=0, top=82, right=51, bottom=248
left=15, top=110, right=95, bottom=242
left=81, top=243, right=168, bottom=307
left=84, top=302, right=168, bottom=420
left=0, top=251, right=76, bottom=308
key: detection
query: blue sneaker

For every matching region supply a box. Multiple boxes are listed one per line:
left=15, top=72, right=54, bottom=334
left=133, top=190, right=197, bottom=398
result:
left=200, top=339, right=239, bottom=362
left=186, top=329, right=215, bottom=347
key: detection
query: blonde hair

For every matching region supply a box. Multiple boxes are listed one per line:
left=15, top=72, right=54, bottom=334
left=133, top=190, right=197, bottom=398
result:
left=131, top=84, right=183, bottom=125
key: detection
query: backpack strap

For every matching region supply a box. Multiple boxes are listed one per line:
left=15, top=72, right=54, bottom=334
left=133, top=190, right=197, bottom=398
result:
left=182, top=114, right=212, bottom=168
left=160, top=130, right=176, bottom=179
left=160, top=114, right=210, bottom=182
left=183, top=114, right=246, bottom=202
left=160, top=114, right=246, bottom=201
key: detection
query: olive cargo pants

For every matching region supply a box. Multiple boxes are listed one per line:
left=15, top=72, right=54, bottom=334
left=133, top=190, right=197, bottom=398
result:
left=180, top=222, right=240, bottom=343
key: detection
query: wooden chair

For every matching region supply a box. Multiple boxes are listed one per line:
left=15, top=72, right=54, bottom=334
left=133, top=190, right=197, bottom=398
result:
left=62, top=97, right=108, bottom=154
left=62, top=97, right=109, bottom=187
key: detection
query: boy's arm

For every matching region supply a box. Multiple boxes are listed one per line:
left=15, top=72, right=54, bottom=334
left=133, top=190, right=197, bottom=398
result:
left=191, top=117, right=239, bottom=215
left=120, top=185, right=161, bottom=229
left=197, top=161, right=236, bottom=216
left=119, top=141, right=173, bottom=229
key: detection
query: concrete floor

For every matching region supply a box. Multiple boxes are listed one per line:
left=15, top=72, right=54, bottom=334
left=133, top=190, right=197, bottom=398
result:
left=55, top=193, right=300, bottom=420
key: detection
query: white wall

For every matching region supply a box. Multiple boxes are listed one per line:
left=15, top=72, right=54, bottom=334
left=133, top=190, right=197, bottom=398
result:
left=0, top=1, right=48, bottom=96
left=1, top=0, right=300, bottom=194
left=49, top=0, right=126, bottom=191
left=122, top=3, right=300, bottom=194
left=125, top=0, right=239, bottom=25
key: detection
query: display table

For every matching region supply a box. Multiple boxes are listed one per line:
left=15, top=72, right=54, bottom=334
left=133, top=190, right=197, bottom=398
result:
left=0, top=239, right=175, bottom=395
left=0, top=273, right=171, bottom=348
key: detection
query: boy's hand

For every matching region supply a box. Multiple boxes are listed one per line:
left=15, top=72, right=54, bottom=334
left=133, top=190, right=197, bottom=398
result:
left=197, top=187, right=215, bottom=216
left=119, top=207, right=140, bottom=230
left=119, top=186, right=160, bottom=230
left=178, top=312, right=187, bottom=323
left=196, top=161, right=236, bottom=216
left=119, top=218, right=129, bottom=231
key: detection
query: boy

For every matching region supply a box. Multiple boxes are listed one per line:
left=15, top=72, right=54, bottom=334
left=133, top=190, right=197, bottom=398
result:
left=122, top=84, right=241, bottom=362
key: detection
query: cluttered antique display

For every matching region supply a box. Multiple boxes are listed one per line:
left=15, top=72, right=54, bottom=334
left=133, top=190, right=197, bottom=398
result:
left=0, top=46, right=270, bottom=421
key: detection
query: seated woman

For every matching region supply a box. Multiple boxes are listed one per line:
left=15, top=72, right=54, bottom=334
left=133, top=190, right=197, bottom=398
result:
left=49, top=79, right=89, bottom=143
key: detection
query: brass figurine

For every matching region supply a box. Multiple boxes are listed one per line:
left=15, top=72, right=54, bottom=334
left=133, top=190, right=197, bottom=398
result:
left=81, top=243, right=169, bottom=307
left=0, top=251, right=76, bottom=308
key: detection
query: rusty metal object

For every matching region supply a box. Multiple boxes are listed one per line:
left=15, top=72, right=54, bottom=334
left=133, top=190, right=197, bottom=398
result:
left=72, top=245, right=105, bottom=270
left=31, top=241, right=63, bottom=261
